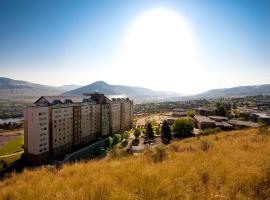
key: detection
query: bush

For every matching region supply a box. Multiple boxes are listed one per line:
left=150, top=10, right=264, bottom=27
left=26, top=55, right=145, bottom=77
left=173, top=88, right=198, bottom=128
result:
left=187, top=109, right=196, bottom=118
left=172, top=118, right=194, bottom=138
left=113, top=134, right=122, bottom=145
left=105, top=136, right=113, bottom=149
left=148, top=146, right=168, bottom=162
left=134, top=128, right=141, bottom=139
left=168, top=143, right=181, bottom=152
left=122, top=131, right=130, bottom=140
left=200, top=127, right=221, bottom=136
left=200, top=140, right=212, bottom=152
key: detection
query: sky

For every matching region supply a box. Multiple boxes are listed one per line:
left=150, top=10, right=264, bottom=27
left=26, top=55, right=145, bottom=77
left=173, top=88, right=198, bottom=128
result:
left=0, top=0, right=269, bottom=95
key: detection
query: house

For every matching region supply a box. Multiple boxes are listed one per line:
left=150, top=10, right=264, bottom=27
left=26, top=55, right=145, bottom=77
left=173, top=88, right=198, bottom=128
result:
left=171, top=109, right=187, bottom=118
left=194, top=108, right=216, bottom=116
left=209, top=116, right=228, bottom=122
left=194, top=115, right=216, bottom=130
left=228, top=120, right=260, bottom=128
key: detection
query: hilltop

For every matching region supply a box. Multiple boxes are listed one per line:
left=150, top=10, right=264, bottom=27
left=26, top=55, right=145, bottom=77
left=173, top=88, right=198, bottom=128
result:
left=196, top=84, right=270, bottom=98
left=1, top=128, right=270, bottom=199
left=62, top=81, right=179, bottom=102
left=0, top=77, right=80, bottom=99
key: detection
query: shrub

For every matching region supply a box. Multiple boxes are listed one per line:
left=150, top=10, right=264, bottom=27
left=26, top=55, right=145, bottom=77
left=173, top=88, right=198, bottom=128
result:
left=105, top=136, right=113, bottom=149
left=200, top=127, right=221, bottom=136
left=187, top=109, right=196, bottom=117
left=109, top=146, right=128, bottom=159
left=113, top=134, right=122, bottom=145
left=122, top=131, right=130, bottom=140
left=168, top=143, right=181, bottom=152
left=148, top=146, right=168, bottom=162
left=200, top=140, right=212, bottom=152
left=172, top=118, right=194, bottom=138
left=134, top=128, right=141, bottom=139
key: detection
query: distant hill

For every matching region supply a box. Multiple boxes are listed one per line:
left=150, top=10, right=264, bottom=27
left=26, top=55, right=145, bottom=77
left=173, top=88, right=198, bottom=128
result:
left=0, top=77, right=72, bottom=99
left=196, top=84, right=270, bottom=98
left=56, top=84, right=81, bottom=91
left=63, top=81, right=179, bottom=102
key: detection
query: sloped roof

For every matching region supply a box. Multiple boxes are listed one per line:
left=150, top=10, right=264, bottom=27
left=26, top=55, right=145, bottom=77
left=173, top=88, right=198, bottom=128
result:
left=194, top=115, right=215, bottom=123
left=106, top=95, right=129, bottom=101
left=35, top=96, right=92, bottom=105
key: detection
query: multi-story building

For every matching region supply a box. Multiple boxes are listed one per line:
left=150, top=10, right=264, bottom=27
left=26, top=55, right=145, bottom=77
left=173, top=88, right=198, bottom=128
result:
left=24, top=93, right=133, bottom=163
left=120, top=99, right=134, bottom=130
left=24, top=106, right=50, bottom=162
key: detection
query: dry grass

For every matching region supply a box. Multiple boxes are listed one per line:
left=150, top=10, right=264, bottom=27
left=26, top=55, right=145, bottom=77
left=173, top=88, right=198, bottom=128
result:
left=1, top=128, right=270, bottom=200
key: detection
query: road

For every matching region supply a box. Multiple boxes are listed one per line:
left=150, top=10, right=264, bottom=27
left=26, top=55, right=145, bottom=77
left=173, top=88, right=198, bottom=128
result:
left=0, top=151, right=23, bottom=158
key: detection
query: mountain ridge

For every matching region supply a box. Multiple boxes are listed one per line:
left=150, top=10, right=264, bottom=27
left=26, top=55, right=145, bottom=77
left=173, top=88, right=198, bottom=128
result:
left=195, top=84, right=270, bottom=98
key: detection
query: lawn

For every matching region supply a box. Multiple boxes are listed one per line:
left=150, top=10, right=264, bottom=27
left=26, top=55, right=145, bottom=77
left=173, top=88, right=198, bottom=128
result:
left=0, top=137, right=24, bottom=156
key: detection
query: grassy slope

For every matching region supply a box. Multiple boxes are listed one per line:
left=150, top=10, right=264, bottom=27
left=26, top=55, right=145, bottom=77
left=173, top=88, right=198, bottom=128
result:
left=1, top=129, right=270, bottom=200
left=0, top=137, right=23, bottom=156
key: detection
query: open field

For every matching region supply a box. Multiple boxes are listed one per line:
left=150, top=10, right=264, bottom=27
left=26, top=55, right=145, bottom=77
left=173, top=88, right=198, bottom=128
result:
left=0, top=129, right=23, bottom=147
left=0, top=128, right=270, bottom=199
left=0, top=137, right=23, bottom=156
left=135, top=113, right=171, bottom=127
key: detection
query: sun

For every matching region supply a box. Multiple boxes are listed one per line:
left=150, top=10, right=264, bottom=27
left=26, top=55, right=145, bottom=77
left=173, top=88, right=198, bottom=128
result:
left=114, top=8, right=204, bottom=94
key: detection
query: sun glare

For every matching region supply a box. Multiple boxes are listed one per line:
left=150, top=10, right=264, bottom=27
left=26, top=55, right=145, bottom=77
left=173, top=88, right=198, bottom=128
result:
left=114, top=8, right=204, bottom=94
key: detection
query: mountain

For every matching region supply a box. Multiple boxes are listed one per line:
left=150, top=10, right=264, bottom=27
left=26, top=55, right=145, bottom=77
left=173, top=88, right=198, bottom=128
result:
left=0, top=77, right=75, bottom=99
left=196, top=84, right=270, bottom=98
left=63, top=81, right=179, bottom=102
left=57, top=84, right=81, bottom=91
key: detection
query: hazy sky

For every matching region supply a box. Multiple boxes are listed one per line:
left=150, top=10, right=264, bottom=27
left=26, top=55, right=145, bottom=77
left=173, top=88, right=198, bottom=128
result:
left=0, top=0, right=270, bottom=94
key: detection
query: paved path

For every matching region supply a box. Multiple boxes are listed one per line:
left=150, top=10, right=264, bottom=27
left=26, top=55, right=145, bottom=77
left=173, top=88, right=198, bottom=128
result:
left=0, top=151, right=23, bottom=158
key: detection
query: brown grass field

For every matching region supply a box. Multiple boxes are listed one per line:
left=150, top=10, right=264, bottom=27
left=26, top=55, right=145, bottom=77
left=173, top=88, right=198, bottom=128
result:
left=0, top=128, right=270, bottom=200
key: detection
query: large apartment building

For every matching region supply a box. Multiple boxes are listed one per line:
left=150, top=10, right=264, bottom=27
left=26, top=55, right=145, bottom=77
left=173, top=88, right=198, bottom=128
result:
left=24, top=93, right=133, bottom=163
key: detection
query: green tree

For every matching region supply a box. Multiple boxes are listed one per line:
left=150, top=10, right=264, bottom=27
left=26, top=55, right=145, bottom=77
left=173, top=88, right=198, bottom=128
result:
left=161, top=120, right=171, bottom=144
left=154, top=126, right=160, bottom=135
left=187, top=109, right=196, bottom=118
left=134, top=128, right=141, bottom=139
left=106, top=136, right=113, bottom=148
left=172, top=118, right=194, bottom=138
left=216, top=102, right=226, bottom=116
left=113, top=134, right=122, bottom=145
left=122, top=131, right=130, bottom=140
left=145, top=122, right=154, bottom=144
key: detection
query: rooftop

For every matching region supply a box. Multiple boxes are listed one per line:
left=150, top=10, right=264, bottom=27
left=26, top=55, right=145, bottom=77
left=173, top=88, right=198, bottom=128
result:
left=251, top=113, right=270, bottom=119
left=194, top=115, right=215, bottom=123
left=35, top=96, right=93, bottom=105
left=209, top=116, right=228, bottom=121
left=228, top=120, right=260, bottom=128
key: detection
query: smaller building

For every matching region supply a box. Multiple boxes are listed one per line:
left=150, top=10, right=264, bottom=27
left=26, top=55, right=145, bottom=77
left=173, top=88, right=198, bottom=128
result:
left=209, top=116, right=228, bottom=122
left=194, top=115, right=216, bottom=130
left=228, top=120, right=260, bottom=128
left=195, top=108, right=216, bottom=116
left=250, top=113, right=270, bottom=125
left=214, top=121, right=234, bottom=130
left=171, top=109, right=187, bottom=118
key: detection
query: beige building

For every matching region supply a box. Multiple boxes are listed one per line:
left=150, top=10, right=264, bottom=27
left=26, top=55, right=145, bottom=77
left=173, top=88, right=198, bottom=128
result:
left=81, top=102, right=98, bottom=143
left=51, top=105, right=73, bottom=157
left=24, top=93, right=133, bottom=163
left=24, top=106, right=50, bottom=162
left=120, top=100, right=134, bottom=130
left=106, top=95, right=134, bottom=133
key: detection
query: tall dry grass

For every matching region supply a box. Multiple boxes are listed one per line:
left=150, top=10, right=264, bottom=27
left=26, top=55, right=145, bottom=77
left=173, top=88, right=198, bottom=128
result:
left=1, top=128, right=270, bottom=200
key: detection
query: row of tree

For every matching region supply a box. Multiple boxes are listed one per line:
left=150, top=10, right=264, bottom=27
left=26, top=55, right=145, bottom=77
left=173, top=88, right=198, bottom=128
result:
left=140, top=118, right=195, bottom=145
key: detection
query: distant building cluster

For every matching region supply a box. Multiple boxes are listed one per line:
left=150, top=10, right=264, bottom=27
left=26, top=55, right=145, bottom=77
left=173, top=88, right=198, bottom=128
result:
left=24, top=92, right=133, bottom=163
